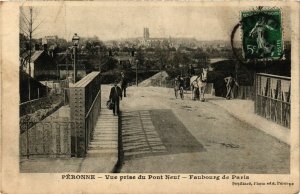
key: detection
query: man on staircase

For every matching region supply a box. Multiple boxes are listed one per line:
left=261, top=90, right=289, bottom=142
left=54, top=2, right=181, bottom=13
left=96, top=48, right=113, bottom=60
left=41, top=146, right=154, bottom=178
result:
left=109, top=80, right=122, bottom=116
left=121, top=71, right=128, bottom=97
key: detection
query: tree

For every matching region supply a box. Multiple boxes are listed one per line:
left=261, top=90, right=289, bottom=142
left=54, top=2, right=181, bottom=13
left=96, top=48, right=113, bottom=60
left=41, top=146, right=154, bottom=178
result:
left=20, top=7, right=44, bottom=100
left=83, top=36, right=107, bottom=56
left=192, top=50, right=209, bottom=68
left=100, top=56, right=118, bottom=72
left=172, top=51, right=190, bottom=68
left=55, top=38, right=70, bottom=52
left=154, top=48, right=169, bottom=71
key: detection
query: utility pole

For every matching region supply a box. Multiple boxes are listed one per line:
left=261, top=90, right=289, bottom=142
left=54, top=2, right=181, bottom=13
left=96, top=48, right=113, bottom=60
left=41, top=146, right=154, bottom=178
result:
left=66, top=50, right=69, bottom=79
left=160, top=59, right=163, bottom=87
left=28, top=7, right=33, bottom=100
left=136, top=60, right=138, bottom=86
left=132, top=50, right=138, bottom=86
left=98, top=47, right=101, bottom=72
left=73, top=47, right=76, bottom=83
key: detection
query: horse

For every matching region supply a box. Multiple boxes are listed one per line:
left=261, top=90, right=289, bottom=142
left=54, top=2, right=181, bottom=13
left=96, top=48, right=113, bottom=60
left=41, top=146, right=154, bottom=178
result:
left=190, top=68, right=208, bottom=101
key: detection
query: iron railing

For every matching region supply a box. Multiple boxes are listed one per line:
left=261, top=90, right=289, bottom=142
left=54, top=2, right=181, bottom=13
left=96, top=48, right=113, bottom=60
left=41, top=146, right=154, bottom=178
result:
left=20, top=121, right=74, bottom=158
left=255, top=73, right=290, bottom=128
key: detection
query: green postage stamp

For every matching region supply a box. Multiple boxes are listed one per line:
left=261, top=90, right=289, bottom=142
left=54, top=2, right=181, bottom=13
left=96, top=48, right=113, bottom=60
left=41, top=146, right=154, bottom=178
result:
left=241, top=9, right=283, bottom=60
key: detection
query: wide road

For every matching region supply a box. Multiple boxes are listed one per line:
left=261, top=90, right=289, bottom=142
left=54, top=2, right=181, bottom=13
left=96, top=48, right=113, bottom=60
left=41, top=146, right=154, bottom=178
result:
left=111, top=85, right=289, bottom=173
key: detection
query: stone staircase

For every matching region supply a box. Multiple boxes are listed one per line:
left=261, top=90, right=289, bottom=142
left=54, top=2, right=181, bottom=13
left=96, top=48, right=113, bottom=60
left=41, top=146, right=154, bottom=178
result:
left=88, top=109, right=118, bottom=156
left=79, top=107, right=119, bottom=172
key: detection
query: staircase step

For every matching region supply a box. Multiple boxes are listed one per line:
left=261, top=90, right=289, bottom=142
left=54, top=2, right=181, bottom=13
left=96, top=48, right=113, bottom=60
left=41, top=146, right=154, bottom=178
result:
left=87, top=149, right=118, bottom=155
left=89, top=145, right=117, bottom=149
left=85, top=106, right=119, bottom=157
left=90, top=142, right=118, bottom=146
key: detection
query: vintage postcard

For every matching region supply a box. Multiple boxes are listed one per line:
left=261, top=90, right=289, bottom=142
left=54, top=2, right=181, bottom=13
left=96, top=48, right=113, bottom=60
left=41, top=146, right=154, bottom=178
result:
left=1, top=1, right=299, bottom=193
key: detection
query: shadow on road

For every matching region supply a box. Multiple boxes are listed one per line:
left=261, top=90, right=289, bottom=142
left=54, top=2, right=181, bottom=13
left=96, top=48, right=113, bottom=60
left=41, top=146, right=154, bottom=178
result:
left=150, top=109, right=205, bottom=153
left=119, top=109, right=206, bottom=163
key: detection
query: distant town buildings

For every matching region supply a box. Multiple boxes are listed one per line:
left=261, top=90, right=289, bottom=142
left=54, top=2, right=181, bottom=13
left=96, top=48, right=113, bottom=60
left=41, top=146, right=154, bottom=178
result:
left=19, top=29, right=247, bottom=84
left=139, top=27, right=172, bottom=48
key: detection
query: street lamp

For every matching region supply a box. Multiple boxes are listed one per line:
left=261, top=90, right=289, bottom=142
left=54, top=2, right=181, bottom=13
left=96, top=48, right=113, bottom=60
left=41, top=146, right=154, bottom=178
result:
left=72, top=33, right=80, bottom=83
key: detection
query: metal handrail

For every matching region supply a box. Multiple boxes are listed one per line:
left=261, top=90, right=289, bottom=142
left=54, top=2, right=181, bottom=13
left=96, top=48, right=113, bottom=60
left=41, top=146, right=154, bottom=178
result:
left=20, top=96, right=49, bottom=106
left=85, top=88, right=101, bottom=119
left=256, top=73, right=291, bottom=80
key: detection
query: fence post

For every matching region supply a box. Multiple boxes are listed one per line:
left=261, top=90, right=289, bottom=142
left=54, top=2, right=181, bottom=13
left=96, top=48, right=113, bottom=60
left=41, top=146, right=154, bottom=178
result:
left=254, top=74, right=257, bottom=113
left=26, top=122, right=30, bottom=159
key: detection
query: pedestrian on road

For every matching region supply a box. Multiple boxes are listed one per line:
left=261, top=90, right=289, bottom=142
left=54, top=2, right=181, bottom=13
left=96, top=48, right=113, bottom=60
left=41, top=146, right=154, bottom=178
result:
left=109, top=80, right=122, bottom=116
left=188, top=64, right=195, bottom=77
left=178, top=75, right=185, bottom=89
left=121, top=72, right=128, bottom=97
left=174, top=75, right=185, bottom=99
left=224, top=73, right=238, bottom=99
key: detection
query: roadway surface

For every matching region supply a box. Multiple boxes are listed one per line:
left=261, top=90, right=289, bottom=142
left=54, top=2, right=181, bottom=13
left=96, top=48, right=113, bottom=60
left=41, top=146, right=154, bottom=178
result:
left=114, top=85, right=289, bottom=173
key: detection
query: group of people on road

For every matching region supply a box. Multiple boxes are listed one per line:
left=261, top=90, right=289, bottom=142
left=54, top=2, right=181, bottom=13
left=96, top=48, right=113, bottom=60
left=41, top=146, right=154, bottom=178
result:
left=109, top=68, right=238, bottom=116
left=108, top=72, right=128, bottom=116
left=174, top=75, right=186, bottom=99
left=174, top=64, right=195, bottom=98
left=174, top=66, right=238, bottom=101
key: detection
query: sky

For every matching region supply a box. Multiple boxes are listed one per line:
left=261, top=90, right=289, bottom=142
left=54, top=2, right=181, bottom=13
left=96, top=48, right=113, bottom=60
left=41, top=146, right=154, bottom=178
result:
left=20, top=4, right=291, bottom=42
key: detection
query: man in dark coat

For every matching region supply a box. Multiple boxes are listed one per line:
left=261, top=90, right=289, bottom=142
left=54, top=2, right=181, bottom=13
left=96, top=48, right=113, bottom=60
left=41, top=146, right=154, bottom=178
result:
left=224, top=73, right=238, bottom=99
left=188, top=64, right=195, bottom=77
left=109, top=80, right=122, bottom=116
left=120, top=72, right=128, bottom=97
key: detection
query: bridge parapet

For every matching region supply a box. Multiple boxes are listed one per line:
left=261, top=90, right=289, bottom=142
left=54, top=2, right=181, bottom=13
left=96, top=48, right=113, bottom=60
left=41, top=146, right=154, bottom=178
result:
left=255, top=73, right=290, bottom=128
left=69, top=71, right=101, bottom=157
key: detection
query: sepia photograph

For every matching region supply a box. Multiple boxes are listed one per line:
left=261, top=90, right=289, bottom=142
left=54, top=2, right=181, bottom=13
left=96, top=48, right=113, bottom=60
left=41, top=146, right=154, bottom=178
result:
left=18, top=4, right=292, bottom=174
left=1, top=1, right=299, bottom=193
